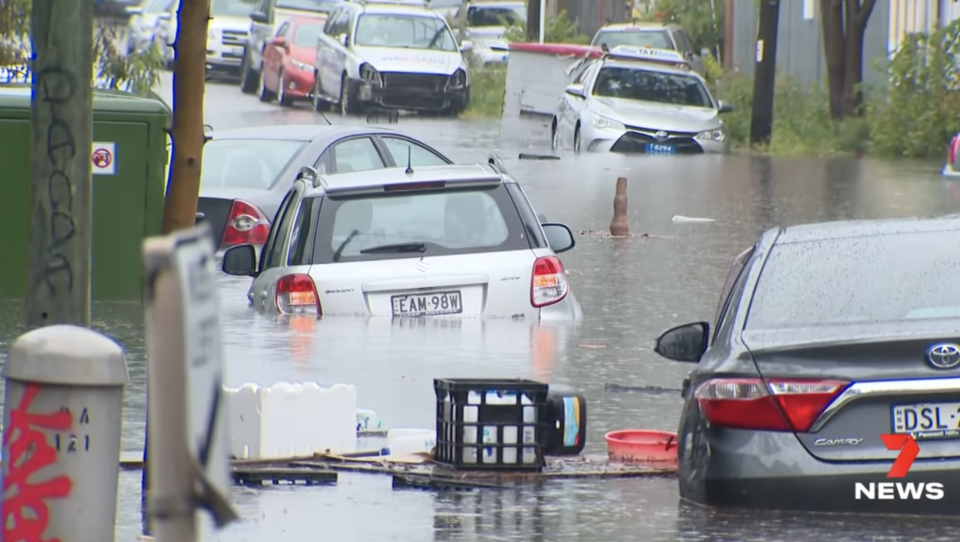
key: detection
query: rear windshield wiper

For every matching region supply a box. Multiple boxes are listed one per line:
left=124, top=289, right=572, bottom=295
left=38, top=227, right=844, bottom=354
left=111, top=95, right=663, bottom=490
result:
left=360, top=242, right=427, bottom=254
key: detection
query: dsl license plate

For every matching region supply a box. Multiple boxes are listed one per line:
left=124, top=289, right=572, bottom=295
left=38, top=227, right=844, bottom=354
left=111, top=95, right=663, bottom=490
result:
left=391, top=290, right=462, bottom=317
left=645, top=143, right=676, bottom=154
left=891, top=402, right=960, bottom=439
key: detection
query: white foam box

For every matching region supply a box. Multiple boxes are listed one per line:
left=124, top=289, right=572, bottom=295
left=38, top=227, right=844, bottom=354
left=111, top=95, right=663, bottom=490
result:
left=225, top=382, right=358, bottom=460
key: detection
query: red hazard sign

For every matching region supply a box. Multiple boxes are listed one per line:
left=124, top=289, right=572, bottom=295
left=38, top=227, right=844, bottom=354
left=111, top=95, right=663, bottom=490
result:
left=92, top=147, right=113, bottom=169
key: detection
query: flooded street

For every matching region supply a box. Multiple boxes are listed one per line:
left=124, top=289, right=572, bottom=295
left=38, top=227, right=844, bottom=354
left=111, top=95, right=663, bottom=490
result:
left=2, top=74, right=960, bottom=540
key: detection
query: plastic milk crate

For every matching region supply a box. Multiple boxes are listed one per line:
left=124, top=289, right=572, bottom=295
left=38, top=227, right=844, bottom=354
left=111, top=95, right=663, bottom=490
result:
left=434, top=378, right=549, bottom=471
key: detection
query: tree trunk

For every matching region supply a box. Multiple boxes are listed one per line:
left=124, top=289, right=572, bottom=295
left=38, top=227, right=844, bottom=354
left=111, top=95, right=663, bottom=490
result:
left=160, top=0, right=210, bottom=235
left=820, top=0, right=877, bottom=120
left=526, top=0, right=541, bottom=42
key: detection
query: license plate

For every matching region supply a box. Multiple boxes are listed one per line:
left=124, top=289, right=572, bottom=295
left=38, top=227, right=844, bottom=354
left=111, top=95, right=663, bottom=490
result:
left=391, top=291, right=462, bottom=317
left=891, top=402, right=960, bottom=439
left=645, top=143, right=675, bottom=154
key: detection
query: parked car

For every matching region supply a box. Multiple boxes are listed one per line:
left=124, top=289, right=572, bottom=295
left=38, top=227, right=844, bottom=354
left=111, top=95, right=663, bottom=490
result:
left=197, top=124, right=453, bottom=255
left=453, top=0, right=524, bottom=65
left=155, top=0, right=180, bottom=69
left=427, top=0, right=463, bottom=20
left=311, top=0, right=470, bottom=115
left=943, top=133, right=960, bottom=176
left=590, top=21, right=706, bottom=77
left=653, top=216, right=960, bottom=515
left=241, top=0, right=343, bottom=94
left=551, top=46, right=732, bottom=154
left=220, top=162, right=582, bottom=321
left=207, top=0, right=257, bottom=79
left=125, top=0, right=177, bottom=54
left=259, top=15, right=328, bottom=105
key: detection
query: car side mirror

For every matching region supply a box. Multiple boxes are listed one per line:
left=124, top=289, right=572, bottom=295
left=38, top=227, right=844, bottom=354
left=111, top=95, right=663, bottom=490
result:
left=460, top=40, right=473, bottom=52
left=250, top=11, right=269, bottom=23
left=271, top=36, right=286, bottom=47
left=717, top=100, right=733, bottom=113
left=297, top=166, right=319, bottom=184
left=339, top=33, right=349, bottom=47
left=541, top=223, right=575, bottom=254
left=564, top=84, right=585, bottom=98
left=654, top=322, right=710, bottom=363
left=222, top=245, right=259, bottom=277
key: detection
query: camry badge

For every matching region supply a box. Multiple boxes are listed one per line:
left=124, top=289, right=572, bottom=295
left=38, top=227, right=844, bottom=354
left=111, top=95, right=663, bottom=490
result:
left=655, top=130, right=668, bottom=142
left=927, top=343, right=960, bottom=369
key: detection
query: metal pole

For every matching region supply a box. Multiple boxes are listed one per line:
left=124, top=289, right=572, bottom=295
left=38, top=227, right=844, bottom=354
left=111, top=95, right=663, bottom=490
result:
left=1, top=325, right=129, bottom=542
left=750, top=0, right=780, bottom=145
left=724, top=0, right=734, bottom=70
left=539, top=0, right=546, bottom=43
left=27, top=0, right=94, bottom=329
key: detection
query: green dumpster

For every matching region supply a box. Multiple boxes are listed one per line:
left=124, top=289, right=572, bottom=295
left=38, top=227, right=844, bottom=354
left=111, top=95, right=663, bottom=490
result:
left=0, top=85, right=171, bottom=302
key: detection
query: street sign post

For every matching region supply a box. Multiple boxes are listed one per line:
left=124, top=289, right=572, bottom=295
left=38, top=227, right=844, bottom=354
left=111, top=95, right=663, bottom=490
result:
left=143, top=223, right=238, bottom=542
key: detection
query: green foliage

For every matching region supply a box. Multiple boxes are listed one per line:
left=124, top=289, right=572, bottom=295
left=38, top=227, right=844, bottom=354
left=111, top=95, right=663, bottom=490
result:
left=641, top=0, right=724, bottom=56
left=502, top=10, right=590, bottom=44
left=867, top=21, right=960, bottom=158
left=0, top=1, right=163, bottom=95
left=463, top=58, right=507, bottom=119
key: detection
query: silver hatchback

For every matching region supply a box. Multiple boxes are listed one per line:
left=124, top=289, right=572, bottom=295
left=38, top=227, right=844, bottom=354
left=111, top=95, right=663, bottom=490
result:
left=221, top=162, right=583, bottom=321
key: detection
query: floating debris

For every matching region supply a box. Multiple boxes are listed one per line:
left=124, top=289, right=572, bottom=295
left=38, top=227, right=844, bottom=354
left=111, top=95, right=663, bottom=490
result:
left=578, top=343, right=607, bottom=349
left=518, top=153, right=560, bottom=160
left=671, top=215, right=716, bottom=223
left=604, top=383, right=682, bottom=394
left=576, top=230, right=672, bottom=239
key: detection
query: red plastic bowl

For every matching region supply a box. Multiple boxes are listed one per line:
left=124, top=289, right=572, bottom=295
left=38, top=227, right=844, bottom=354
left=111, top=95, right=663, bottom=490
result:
left=604, top=429, right=678, bottom=465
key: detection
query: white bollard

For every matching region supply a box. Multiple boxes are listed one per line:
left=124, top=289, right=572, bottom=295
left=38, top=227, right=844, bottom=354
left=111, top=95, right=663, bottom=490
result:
left=1, top=325, right=129, bottom=542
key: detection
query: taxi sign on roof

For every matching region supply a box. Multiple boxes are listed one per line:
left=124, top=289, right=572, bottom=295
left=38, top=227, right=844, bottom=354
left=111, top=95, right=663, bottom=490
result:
left=605, top=45, right=688, bottom=66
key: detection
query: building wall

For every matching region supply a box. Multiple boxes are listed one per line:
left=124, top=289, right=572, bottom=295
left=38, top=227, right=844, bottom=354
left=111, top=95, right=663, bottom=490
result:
left=730, top=0, right=891, bottom=87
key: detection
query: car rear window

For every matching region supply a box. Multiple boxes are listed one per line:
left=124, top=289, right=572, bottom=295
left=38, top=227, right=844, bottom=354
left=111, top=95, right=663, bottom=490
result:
left=466, top=6, right=525, bottom=27
left=592, top=29, right=673, bottom=50
left=201, top=139, right=306, bottom=190
left=746, top=232, right=960, bottom=329
left=311, top=185, right=531, bottom=263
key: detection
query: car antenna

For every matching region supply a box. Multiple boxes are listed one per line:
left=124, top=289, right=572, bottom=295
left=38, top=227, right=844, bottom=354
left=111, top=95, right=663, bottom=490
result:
left=405, top=146, right=414, bottom=175
left=318, top=110, right=332, bottom=125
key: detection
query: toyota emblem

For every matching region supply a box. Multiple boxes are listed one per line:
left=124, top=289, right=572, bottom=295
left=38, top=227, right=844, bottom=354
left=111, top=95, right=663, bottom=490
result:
left=927, top=343, right=960, bottom=369
left=655, top=130, right=668, bottom=142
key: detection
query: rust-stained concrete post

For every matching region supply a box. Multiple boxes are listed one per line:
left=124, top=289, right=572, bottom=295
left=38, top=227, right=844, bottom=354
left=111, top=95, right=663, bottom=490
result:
left=609, top=177, right=629, bottom=237
left=27, top=0, right=95, bottom=329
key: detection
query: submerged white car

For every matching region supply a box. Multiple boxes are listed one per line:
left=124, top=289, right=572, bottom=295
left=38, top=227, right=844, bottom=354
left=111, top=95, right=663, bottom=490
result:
left=312, top=0, right=470, bottom=115
left=551, top=46, right=733, bottom=155
left=221, top=161, right=583, bottom=321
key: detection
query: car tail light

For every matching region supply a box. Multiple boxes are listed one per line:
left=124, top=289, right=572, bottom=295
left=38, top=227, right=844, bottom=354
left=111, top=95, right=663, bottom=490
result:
left=531, top=256, right=568, bottom=308
left=276, top=274, right=321, bottom=315
left=950, top=136, right=960, bottom=165
left=221, top=199, right=270, bottom=247
left=694, top=378, right=849, bottom=432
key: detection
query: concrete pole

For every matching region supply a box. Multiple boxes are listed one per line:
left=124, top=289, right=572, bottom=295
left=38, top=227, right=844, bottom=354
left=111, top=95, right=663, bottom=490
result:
left=539, top=0, right=546, bottom=43
left=0, top=325, right=129, bottom=542
left=27, top=0, right=95, bottom=329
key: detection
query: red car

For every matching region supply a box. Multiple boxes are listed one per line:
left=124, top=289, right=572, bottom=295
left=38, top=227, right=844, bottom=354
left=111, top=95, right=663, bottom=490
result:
left=259, top=15, right=328, bottom=106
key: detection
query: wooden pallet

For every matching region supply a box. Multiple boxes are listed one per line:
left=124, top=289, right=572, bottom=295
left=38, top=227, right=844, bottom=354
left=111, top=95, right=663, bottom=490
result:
left=232, top=467, right=338, bottom=487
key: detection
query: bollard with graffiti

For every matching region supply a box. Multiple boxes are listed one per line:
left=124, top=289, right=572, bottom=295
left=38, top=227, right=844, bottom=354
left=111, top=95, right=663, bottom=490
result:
left=1, top=325, right=129, bottom=542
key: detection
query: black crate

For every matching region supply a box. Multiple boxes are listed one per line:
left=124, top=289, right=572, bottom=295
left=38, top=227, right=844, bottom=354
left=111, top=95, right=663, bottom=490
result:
left=434, top=378, right=549, bottom=472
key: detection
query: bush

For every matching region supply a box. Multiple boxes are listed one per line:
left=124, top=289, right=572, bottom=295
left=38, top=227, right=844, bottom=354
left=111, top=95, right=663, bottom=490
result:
left=502, top=10, right=590, bottom=44
left=463, top=60, right=507, bottom=119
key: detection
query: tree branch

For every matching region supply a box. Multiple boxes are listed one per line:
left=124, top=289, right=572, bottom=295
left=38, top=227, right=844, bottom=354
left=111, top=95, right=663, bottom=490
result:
left=856, top=0, right=878, bottom=28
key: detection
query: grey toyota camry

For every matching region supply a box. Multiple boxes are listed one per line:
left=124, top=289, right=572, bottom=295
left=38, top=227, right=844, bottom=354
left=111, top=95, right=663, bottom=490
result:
left=654, top=216, right=960, bottom=515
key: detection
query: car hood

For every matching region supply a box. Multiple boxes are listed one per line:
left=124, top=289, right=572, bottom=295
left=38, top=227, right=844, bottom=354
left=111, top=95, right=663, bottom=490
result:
left=208, top=16, right=250, bottom=32
left=289, top=45, right=316, bottom=64
left=591, top=97, right=720, bottom=132
left=355, top=46, right=461, bottom=75
left=467, top=26, right=507, bottom=40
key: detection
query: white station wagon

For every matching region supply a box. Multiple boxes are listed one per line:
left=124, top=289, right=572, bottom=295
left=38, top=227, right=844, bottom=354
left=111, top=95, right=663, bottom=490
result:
left=221, top=161, right=583, bottom=321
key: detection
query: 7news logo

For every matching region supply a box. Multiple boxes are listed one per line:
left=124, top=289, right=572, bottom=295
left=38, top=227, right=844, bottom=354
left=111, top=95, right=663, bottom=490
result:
left=854, top=434, right=944, bottom=500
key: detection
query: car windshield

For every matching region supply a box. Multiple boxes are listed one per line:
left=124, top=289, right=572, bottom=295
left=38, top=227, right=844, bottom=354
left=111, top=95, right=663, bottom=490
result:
left=466, top=5, right=525, bottom=26
left=145, top=0, right=175, bottom=12
left=210, top=0, right=254, bottom=17
left=312, top=186, right=527, bottom=263
left=201, top=139, right=306, bottom=190
left=293, top=23, right=326, bottom=46
left=592, top=29, right=673, bottom=50
left=355, top=14, right=458, bottom=51
left=592, top=67, right=714, bottom=108
left=746, top=232, right=960, bottom=329
left=276, top=0, right=343, bottom=13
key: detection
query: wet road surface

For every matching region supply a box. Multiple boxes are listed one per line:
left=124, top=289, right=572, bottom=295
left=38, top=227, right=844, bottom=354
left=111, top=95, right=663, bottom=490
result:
left=2, top=72, right=960, bottom=540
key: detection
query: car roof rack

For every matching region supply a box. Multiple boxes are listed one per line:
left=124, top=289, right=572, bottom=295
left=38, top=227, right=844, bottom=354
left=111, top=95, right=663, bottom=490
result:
left=347, top=0, right=428, bottom=6
left=602, top=45, right=691, bottom=70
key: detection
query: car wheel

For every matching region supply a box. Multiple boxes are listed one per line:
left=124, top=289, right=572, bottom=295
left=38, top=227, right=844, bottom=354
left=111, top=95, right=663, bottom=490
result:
left=312, top=75, right=330, bottom=112
left=573, top=124, right=582, bottom=153
left=551, top=118, right=560, bottom=150
left=278, top=70, right=293, bottom=107
left=240, top=52, right=260, bottom=95
left=258, top=71, right=276, bottom=102
left=339, top=73, right=359, bottom=115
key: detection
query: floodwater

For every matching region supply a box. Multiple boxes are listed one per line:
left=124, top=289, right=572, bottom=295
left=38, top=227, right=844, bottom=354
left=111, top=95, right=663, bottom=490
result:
left=2, top=73, right=959, bottom=541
